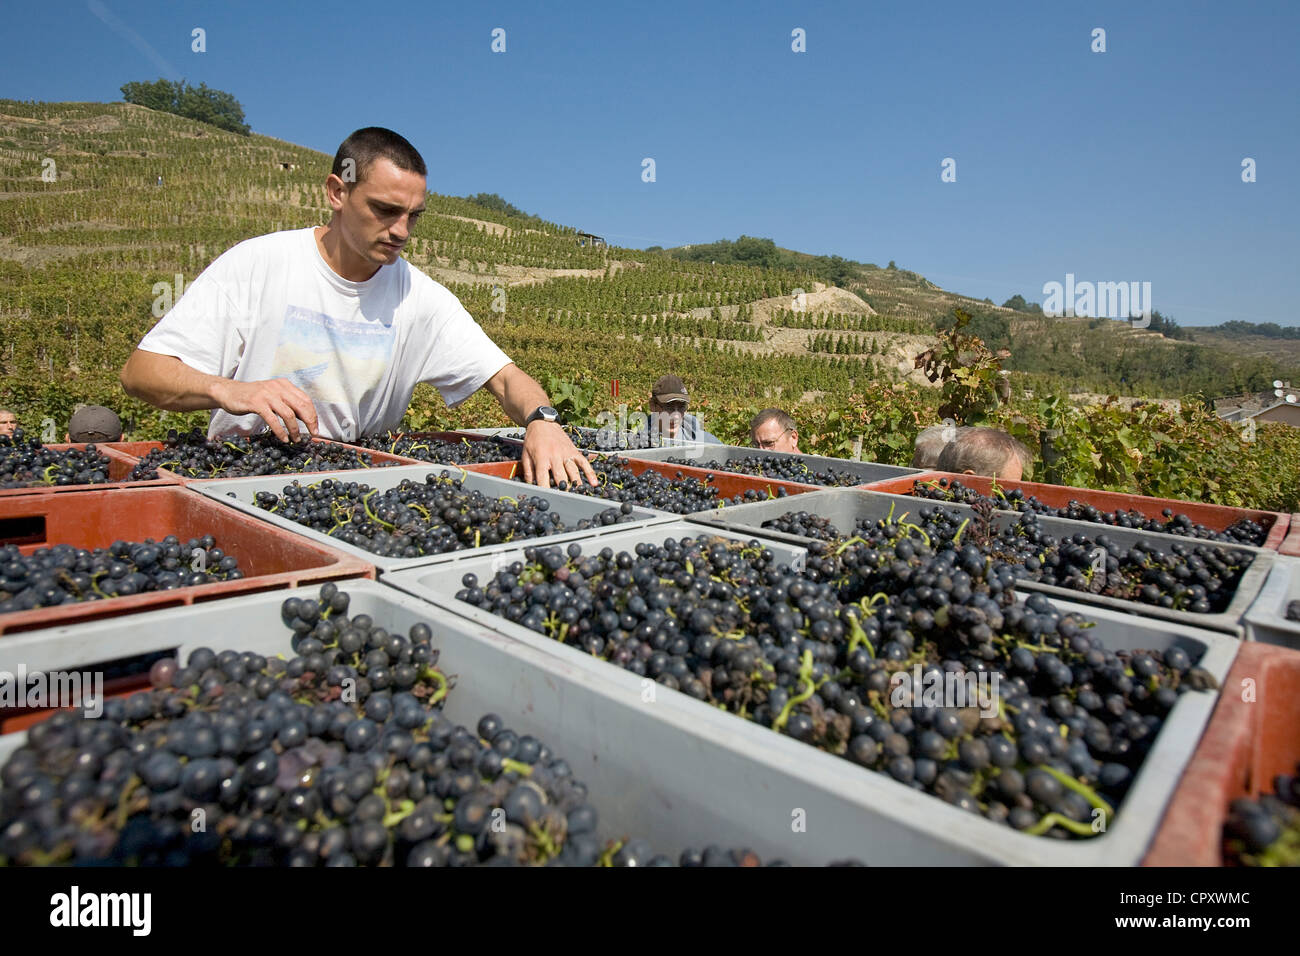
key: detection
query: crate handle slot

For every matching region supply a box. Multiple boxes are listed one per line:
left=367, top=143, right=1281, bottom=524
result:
left=0, top=515, right=46, bottom=547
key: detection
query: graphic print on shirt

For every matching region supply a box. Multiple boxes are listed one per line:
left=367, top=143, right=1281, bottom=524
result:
left=270, top=305, right=395, bottom=409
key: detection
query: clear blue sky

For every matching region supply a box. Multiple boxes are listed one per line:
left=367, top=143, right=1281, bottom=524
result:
left=3, top=0, right=1297, bottom=326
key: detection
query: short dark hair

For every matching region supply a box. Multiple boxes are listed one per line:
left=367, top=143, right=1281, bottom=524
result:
left=750, top=408, right=796, bottom=436
left=332, top=127, right=427, bottom=185
left=936, top=427, right=1031, bottom=479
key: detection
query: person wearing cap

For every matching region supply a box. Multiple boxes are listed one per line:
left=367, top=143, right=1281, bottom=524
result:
left=119, top=126, right=595, bottom=489
left=0, top=408, right=17, bottom=439
left=67, top=405, right=124, bottom=443
left=649, top=375, right=721, bottom=444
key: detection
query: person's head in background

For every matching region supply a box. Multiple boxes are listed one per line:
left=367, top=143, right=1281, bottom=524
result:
left=912, top=423, right=968, bottom=469
left=67, top=405, right=123, bottom=444
left=0, top=408, right=16, bottom=439
left=649, top=374, right=690, bottom=439
left=935, top=426, right=1031, bottom=481
left=751, top=408, right=799, bottom=453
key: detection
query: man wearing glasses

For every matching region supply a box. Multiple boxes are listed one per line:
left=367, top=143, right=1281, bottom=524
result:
left=750, top=408, right=800, bottom=452
left=649, top=375, right=720, bottom=444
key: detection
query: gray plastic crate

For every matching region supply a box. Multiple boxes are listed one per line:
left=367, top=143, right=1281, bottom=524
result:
left=189, top=464, right=675, bottom=575
left=0, top=582, right=877, bottom=864
left=686, top=488, right=1270, bottom=635
left=384, top=520, right=808, bottom=587
left=624, top=443, right=920, bottom=485
left=1243, top=554, right=1300, bottom=648
left=382, top=551, right=1239, bottom=865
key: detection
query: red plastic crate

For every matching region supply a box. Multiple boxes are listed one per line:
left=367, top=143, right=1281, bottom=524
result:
left=0, top=443, right=180, bottom=498
left=108, top=438, right=414, bottom=483
left=0, top=486, right=374, bottom=635
left=1144, top=642, right=1300, bottom=866
left=0, top=679, right=145, bottom=734
left=1281, top=514, right=1300, bottom=556
left=861, top=471, right=1289, bottom=551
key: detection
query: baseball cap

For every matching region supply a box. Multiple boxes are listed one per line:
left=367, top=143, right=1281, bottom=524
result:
left=68, top=405, right=123, bottom=443
left=651, top=375, right=688, bottom=404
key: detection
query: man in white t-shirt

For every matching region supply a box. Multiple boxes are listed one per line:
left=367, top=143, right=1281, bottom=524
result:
left=120, top=126, right=596, bottom=488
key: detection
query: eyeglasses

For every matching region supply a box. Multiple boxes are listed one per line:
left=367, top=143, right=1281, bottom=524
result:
left=657, top=401, right=688, bottom=414
left=755, top=427, right=793, bottom=450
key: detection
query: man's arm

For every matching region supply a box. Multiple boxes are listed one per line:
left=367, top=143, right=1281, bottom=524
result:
left=120, top=350, right=319, bottom=442
left=482, top=363, right=597, bottom=488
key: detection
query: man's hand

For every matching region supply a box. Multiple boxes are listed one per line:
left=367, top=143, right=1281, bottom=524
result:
left=520, top=420, right=597, bottom=489
left=120, top=351, right=321, bottom=443
left=210, top=377, right=320, bottom=442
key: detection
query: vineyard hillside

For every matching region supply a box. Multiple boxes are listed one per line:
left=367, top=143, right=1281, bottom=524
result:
left=1, top=99, right=1299, bottom=511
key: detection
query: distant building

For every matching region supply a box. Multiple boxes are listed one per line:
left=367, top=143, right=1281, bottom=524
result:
left=1252, top=401, right=1300, bottom=427
left=1217, top=383, right=1300, bottom=428
left=577, top=232, right=605, bottom=248
left=1218, top=397, right=1300, bottom=428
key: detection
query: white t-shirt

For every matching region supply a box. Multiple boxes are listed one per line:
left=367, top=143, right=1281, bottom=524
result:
left=138, top=227, right=512, bottom=441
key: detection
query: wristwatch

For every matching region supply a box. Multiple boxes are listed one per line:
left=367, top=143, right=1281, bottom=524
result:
left=524, top=405, right=560, bottom=426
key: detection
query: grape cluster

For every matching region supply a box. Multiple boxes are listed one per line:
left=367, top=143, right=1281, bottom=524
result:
left=762, top=500, right=1251, bottom=615
left=563, top=427, right=678, bottom=452
left=759, top=510, right=844, bottom=541
left=0, top=431, right=114, bottom=488
left=1224, top=759, right=1300, bottom=866
left=251, top=475, right=637, bottom=558
left=533, top=456, right=787, bottom=515
left=458, top=530, right=1213, bottom=838
left=911, top=478, right=1268, bottom=547
left=0, top=535, right=243, bottom=615
left=485, top=427, right=678, bottom=452
left=664, top=454, right=861, bottom=487
left=128, top=429, right=394, bottom=480
left=352, top=433, right=522, bottom=466
left=0, top=584, right=587, bottom=866
left=0, top=583, right=845, bottom=866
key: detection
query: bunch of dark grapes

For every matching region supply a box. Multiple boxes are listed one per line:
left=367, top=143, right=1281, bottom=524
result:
left=0, top=582, right=827, bottom=866
left=764, top=501, right=1250, bottom=615
left=0, top=584, right=597, bottom=866
left=562, top=427, right=676, bottom=452
left=251, top=475, right=637, bottom=558
left=485, top=427, right=676, bottom=452
left=664, top=454, right=860, bottom=487
left=533, top=456, right=786, bottom=515
left=0, top=430, right=113, bottom=488
left=0, top=535, right=242, bottom=615
left=1224, top=759, right=1300, bottom=866
left=760, top=510, right=845, bottom=541
left=458, top=531, right=1212, bottom=838
left=352, top=432, right=521, bottom=466
left=912, top=478, right=1268, bottom=547
left=128, top=428, right=395, bottom=480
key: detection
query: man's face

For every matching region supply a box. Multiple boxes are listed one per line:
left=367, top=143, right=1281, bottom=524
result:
left=328, top=158, right=427, bottom=270
left=649, top=398, right=686, bottom=437
left=0, top=412, right=16, bottom=438
left=753, top=418, right=798, bottom=453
